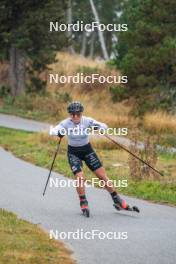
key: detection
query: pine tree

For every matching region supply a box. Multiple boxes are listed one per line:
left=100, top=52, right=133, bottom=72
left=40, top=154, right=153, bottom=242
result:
left=0, top=0, right=68, bottom=96
left=116, top=0, right=176, bottom=110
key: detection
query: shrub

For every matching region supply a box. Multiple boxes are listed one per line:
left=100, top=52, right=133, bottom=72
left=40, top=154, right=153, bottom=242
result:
left=109, top=86, right=128, bottom=102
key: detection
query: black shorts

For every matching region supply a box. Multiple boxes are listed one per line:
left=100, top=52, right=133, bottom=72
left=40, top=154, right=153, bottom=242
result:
left=67, top=143, right=102, bottom=175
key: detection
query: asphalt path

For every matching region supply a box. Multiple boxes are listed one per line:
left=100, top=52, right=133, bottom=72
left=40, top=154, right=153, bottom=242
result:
left=0, top=113, right=50, bottom=132
left=0, top=148, right=176, bottom=264
left=0, top=113, right=176, bottom=264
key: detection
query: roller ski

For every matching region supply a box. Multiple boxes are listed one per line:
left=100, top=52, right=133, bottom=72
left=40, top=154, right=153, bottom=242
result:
left=113, top=203, right=140, bottom=213
left=80, top=196, right=90, bottom=217
left=111, top=192, right=140, bottom=213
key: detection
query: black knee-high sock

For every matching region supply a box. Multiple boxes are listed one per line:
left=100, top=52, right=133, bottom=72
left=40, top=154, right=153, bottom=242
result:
left=110, top=191, right=122, bottom=204
left=79, top=194, right=86, bottom=200
left=79, top=195, right=87, bottom=203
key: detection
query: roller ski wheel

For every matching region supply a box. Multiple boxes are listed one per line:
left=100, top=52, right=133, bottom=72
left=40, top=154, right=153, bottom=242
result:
left=131, top=206, right=140, bottom=213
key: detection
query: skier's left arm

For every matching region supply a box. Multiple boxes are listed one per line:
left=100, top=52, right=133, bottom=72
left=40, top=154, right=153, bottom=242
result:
left=87, top=117, right=108, bottom=130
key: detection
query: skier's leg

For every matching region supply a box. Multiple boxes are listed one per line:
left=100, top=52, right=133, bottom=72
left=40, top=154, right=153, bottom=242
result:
left=94, top=166, right=128, bottom=209
left=67, top=152, right=89, bottom=214
left=94, top=166, right=114, bottom=192
left=94, top=167, right=139, bottom=212
left=67, top=152, right=85, bottom=196
left=75, top=171, right=86, bottom=196
left=84, top=149, right=128, bottom=209
left=75, top=171, right=89, bottom=214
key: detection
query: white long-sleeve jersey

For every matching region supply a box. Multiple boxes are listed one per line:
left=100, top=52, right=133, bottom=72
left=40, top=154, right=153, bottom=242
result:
left=50, top=116, right=108, bottom=147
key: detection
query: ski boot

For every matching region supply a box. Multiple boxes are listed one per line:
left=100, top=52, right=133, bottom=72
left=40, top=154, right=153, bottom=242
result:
left=80, top=196, right=90, bottom=217
left=111, top=192, right=140, bottom=213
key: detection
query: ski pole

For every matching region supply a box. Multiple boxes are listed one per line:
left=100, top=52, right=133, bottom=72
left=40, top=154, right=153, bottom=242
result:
left=43, top=137, right=62, bottom=196
left=104, top=134, right=163, bottom=176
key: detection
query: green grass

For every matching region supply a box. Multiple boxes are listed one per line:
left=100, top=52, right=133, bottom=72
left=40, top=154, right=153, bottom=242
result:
left=0, top=100, right=52, bottom=122
left=159, top=134, right=176, bottom=148
left=159, top=151, right=176, bottom=161
left=0, top=93, right=69, bottom=123
left=0, top=209, right=74, bottom=264
left=0, top=126, right=176, bottom=205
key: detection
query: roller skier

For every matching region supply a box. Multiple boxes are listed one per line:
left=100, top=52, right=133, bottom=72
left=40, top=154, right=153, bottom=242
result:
left=49, top=101, right=139, bottom=217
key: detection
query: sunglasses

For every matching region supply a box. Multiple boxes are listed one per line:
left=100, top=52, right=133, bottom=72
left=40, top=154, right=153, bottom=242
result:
left=70, top=112, right=82, bottom=117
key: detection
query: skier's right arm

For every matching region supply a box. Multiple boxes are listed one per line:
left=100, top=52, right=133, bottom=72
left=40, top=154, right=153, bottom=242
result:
left=49, top=122, right=67, bottom=138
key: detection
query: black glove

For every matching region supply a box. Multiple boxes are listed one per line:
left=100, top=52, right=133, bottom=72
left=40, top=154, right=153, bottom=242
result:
left=58, top=131, right=65, bottom=138
left=92, top=125, right=100, bottom=131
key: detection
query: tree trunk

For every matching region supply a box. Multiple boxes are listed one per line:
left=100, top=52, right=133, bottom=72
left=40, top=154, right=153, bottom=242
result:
left=89, top=31, right=96, bottom=58
left=80, top=31, right=87, bottom=56
left=9, top=45, right=26, bottom=97
left=66, top=0, right=75, bottom=54
left=89, top=0, right=109, bottom=60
